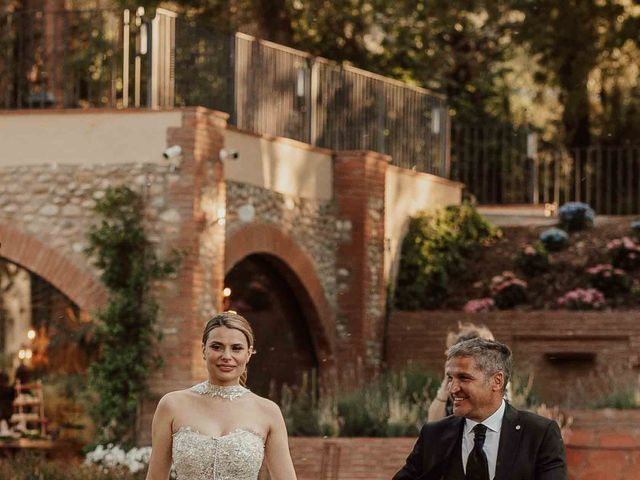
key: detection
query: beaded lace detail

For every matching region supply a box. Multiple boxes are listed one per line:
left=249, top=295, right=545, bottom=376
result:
left=172, top=427, right=264, bottom=480
left=190, top=381, right=250, bottom=401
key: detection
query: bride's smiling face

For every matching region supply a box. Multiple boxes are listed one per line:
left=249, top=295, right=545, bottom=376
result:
left=203, top=326, right=252, bottom=386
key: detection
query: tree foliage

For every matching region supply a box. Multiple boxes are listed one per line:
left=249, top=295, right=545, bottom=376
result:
left=162, top=0, right=640, bottom=147
left=85, top=186, right=177, bottom=445
left=508, top=0, right=638, bottom=147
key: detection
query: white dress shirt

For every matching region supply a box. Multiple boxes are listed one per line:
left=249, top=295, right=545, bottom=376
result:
left=462, top=399, right=506, bottom=480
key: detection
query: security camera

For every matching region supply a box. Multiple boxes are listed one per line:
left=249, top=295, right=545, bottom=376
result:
left=163, top=145, right=182, bottom=159
left=219, top=148, right=239, bottom=161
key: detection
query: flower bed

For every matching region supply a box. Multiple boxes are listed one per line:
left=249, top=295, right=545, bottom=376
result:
left=440, top=217, right=640, bottom=309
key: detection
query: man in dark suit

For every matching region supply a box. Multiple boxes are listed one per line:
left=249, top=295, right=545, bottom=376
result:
left=393, top=338, right=567, bottom=480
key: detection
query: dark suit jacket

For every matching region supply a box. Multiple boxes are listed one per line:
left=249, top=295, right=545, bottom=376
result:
left=393, top=403, right=567, bottom=480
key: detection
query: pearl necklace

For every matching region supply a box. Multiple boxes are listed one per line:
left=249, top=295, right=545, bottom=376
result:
left=190, top=381, right=250, bottom=401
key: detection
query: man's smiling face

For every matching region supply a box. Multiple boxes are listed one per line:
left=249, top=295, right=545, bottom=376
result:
left=445, top=355, right=503, bottom=422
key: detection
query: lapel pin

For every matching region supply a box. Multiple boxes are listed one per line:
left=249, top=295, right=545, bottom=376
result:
left=516, top=425, right=521, bottom=430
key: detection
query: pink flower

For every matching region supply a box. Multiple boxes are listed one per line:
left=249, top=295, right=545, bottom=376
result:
left=463, top=298, right=495, bottom=313
left=587, top=264, right=615, bottom=275
left=557, top=288, right=605, bottom=310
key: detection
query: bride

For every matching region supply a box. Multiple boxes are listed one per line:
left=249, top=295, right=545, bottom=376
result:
left=145, top=311, right=298, bottom=480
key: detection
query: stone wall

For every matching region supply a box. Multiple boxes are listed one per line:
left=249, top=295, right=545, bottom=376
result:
left=225, top=180, right=338, bottom=312
left=0, top=108, right=230, bottom=445
left=386, top=310, right=640, bottom=405
left=0, top=162, right=179, bottom=306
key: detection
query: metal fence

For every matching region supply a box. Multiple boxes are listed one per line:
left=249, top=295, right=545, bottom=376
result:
left=0, top=9, right=450, bottom=178
left=174, top=23, right=451, bottom=176
left=451, top=124, right=533, bottom=204
left=537, top=146, right=640, bottom=215
left=451, top=124, right=640, bottom=214
left=0, top=9, right=121, bottom=109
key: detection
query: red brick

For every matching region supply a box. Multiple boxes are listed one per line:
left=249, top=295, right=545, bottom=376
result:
left=599, top=434, right=638, bottom=448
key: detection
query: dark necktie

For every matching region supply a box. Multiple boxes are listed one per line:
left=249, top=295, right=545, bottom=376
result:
left=466, top=424, right=490, bottom=480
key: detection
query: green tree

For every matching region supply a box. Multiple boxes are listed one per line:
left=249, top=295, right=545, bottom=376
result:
left=378, top=0, right=515, bottom=123
left=509, top=0, right=636, bottom=147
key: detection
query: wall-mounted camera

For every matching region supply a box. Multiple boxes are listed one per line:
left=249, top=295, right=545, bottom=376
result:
left=163, top=145, right=182, bottom=159
left=219, top=148, right=239, bottom=161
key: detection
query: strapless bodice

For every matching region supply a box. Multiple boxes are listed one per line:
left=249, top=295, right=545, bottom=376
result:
left=172, top=427, right=264, bottom=480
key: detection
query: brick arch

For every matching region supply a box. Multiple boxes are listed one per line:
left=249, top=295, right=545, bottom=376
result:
left=225, top=223, right=335, bottom=366
left=0, top=224, right=107, bottom=313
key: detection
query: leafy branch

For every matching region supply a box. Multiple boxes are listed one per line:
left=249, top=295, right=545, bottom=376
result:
left=85, top=186, right=178, bottom=444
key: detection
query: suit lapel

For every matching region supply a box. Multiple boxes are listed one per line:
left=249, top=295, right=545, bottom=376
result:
left=494, top=403, right=523, bottom=480
left=420, top=417, right=464, bottom=480
left=438, top=417, right=465, bottom=465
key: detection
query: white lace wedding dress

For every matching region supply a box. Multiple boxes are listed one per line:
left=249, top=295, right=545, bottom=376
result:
left=172, top=426, right=265, bottom=480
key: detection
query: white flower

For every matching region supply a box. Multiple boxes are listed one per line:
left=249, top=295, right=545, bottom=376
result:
left=85, top=443, right=153, bottom=473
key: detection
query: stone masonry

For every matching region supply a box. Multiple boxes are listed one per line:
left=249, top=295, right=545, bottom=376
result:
left=0, top=107, right=423, bottom=442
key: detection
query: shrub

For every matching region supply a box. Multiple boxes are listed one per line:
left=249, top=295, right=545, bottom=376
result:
left=337, top=369, right=436, bottom=437
left=281, top=368, right=438, bottom=437
left=539, top=227, right=569, bottom=252
left=515, top=243, right=550, bottom=276
left=558, top=201, right=595, bottom=231
left=0, top=452, right=144, bottom=480
left=586, top=264, right=631, bottom=295
left=557, top=288, right=606, bottom=310
left=336, top=384, right=391, bottom=437
left=462, top=298, right=495, bottom=313
left=591, top=387, right=640, bottom=409
left=395, top=202, right=500, bottom=309
left=490, top=271, right=527, bottom=309
left=606, top=237, right=640, bottom=270
left=279, top=371, right=338, bottom=437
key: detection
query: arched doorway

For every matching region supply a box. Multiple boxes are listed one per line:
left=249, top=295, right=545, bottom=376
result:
left=0, top=257, right=95, bottom=441
left=0, top=257, right=90, bottom=379
left=224, top=254, right=319, bottom=397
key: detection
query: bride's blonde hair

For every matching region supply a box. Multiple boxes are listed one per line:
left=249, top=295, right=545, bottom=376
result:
left=202, top=311, right=255, bottom=386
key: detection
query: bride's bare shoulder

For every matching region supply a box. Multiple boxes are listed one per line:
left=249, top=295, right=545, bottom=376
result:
left=250, top=393, right=284, bottom=418
left=157, top=387, right=198, bottom=409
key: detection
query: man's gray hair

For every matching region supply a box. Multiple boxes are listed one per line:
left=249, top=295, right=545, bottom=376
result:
left=446, top=337, right=513, bottom=392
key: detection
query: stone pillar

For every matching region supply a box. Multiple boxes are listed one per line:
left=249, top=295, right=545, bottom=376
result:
left=333, top=150, right=389, bottom=376
left=139, top=107, right=228, bottom=444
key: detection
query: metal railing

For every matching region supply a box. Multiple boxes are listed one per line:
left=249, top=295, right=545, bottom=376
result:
left=451, top=124, right=640, bottom=214
left=174, top=23, right=450, bottom=176
left=451, top=124, right=532, bottom=204
left=1, top=9, right=450, bottom=178
left=0, top=9, right=121, bottom=109
left=536, top=146, right=640, bottom=215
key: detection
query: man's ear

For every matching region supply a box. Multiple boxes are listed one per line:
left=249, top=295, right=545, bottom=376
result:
left=492, top=371, right=504, bottom=392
